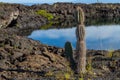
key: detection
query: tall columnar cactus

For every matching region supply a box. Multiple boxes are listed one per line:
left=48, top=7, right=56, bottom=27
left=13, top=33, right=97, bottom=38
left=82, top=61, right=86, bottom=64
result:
left=64, top=41, right=75, bottom=68
left=75, top=6, right=86, bottom=74
left=75, top=7, right=85, bottom=25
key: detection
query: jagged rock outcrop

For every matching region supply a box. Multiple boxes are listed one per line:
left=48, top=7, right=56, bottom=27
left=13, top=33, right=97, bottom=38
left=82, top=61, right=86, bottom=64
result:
left=0, top=4, right=19, bottom=28
left=0, top=29, right=69, bottom=79
left=0, top=3, right=47, bottom=29
left=32, top=3, right=120, bottom=21
left=1, top=3, right=120, bottom=29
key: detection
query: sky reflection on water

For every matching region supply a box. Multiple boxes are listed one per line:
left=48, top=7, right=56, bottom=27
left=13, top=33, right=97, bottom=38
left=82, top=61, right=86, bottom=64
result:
left=28, top=25, right=120, bottom=50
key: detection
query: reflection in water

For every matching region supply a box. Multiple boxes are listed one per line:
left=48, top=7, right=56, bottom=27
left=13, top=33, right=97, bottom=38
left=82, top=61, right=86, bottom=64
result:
left=28, top=25, right=120, bottom=50
left=86, top=25, right=120, bottom=50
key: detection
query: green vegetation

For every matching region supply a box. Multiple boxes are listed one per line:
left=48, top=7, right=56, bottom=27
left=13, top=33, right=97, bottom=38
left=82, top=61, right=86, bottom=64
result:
left=107, top=50, right=114, bottom=58
left=36, top=10, right=54, bottom=20
left=44, top=69, right=74, bottom=79
left=106, top=50, right=120, bottom=59
left=86, top=56, right=92, bottom=72
left=79, top=78, right=84, bottom=80
left=64, top=73, right=71, bottom=79
left=43, top=61, right=74, bottom=79
left=40, top=21, right=53, bottom=30
left=86, top=62, right=92, bottom=72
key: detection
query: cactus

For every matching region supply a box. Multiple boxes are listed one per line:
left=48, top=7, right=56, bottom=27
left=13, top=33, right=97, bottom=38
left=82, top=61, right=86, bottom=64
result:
left=64, top=41, right=75, bottom=69
left=64, top=41, right=73, bottom=61
left=76, top=7, right=85, bottom=25
left=75, top=6, right=86, bottom=74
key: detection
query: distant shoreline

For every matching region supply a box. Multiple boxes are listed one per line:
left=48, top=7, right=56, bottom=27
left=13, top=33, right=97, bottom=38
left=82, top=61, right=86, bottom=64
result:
left=1, top=1, right=120, bottom=6
left=0, top=2, right=120, bottom=29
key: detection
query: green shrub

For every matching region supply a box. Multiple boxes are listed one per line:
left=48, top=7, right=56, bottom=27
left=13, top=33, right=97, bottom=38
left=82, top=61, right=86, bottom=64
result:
left=79, top=78, right=84, bottom=80
left=86, top=62, right=92, bottom=72
left=40, top=21, right=53, bottom=30
left=64, top=73, right=70, bottom=79
left=107, top=50, right=114, bottom=58
left=36, top=10, right=53, bottom=20
left=86, top=56, right=92, bottom=72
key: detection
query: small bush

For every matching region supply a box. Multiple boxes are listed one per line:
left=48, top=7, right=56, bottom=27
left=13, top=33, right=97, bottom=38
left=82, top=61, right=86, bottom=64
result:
left=36, top=10, right=53, bottom=20
left=64, top=73, right=70, bottom=79
left=79, top=78, right=84, bottom=80
left=107, top=50, right=114, bottom=58
left=86, top=56, right=92, bottom=72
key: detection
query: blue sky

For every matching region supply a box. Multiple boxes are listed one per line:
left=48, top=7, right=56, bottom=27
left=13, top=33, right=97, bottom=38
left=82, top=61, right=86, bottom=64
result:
left=0, top=0, right=120, bottom=4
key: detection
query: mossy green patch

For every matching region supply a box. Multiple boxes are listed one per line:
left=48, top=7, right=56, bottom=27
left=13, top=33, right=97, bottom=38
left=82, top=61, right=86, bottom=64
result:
left=86, top=56, right=92, bottom=72
left=36, top=10, right=54, bottom=20
left=79, top=78, right=84, bottom=80
left=40, top=21, right=53, bottom=30
left=107, top=50, right=114, bottom=58
left=64, top=73, right=70, bottom=79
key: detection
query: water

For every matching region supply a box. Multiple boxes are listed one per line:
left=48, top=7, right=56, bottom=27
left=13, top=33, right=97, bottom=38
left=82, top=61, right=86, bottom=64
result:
left=28, top=25, right=120, bottom=50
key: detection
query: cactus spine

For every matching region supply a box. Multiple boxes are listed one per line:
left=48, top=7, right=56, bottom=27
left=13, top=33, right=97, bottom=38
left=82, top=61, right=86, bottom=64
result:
left=75, top=6, right=86, bottom=74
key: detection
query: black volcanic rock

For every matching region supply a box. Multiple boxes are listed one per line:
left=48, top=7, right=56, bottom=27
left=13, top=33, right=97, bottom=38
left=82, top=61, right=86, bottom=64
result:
left=1, top=3, right=120, bottom=29
left=0, top=3, right=47, bottom=29
left=0, top=29, right=68, bottom=79
left=0, top=2, right=120, bottom=79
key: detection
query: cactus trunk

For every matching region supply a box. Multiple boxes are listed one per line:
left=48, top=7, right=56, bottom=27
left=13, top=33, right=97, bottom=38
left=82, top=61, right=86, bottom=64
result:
left=75, top=6, right=86, bottom=74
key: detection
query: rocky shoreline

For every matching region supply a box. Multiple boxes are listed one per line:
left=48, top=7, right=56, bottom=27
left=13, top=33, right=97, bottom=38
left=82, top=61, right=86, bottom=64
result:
left=1, top=2, right=120, bottom=29
left=0, top=29, right=120, bottom=79
left=0, top=2, right=120, bottom=80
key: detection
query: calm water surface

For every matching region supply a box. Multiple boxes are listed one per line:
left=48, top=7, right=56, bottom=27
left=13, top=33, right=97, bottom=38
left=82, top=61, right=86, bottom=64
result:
left=28, top=25, right=120, bottom=50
